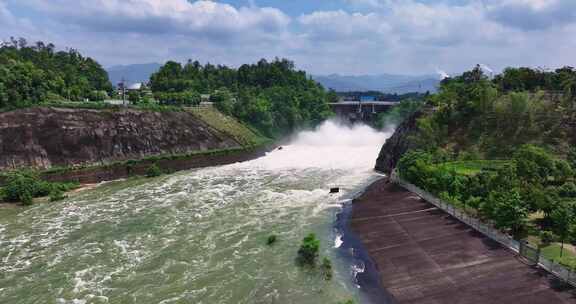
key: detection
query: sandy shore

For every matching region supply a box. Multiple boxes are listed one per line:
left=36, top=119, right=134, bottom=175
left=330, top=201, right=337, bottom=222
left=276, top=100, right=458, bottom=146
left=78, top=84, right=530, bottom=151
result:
left=350, top=178, right=575, bottom=303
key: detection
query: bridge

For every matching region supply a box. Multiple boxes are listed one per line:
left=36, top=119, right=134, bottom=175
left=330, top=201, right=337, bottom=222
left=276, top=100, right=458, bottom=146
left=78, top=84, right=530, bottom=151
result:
left=329, top=101, right=398, bottom=122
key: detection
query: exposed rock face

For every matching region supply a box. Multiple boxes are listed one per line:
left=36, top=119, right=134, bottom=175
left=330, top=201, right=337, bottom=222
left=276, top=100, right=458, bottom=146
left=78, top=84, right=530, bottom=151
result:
left=0, top=107, right=240, bottom=170
left=375, top=110, right=423, bottom=173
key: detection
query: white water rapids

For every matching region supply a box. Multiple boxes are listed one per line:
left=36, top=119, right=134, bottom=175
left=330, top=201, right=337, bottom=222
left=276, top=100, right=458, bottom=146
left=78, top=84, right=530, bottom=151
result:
left=0, top=120, right=391, bottom=304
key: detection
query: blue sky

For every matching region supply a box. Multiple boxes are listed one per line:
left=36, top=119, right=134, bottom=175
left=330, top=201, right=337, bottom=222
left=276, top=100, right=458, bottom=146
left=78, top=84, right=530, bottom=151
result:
left=1, top=0, right=576, bottom=76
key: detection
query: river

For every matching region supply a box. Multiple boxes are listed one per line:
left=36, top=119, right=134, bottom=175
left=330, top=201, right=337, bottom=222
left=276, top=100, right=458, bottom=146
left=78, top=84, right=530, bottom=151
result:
left=0, top=121, right=391, bottom=304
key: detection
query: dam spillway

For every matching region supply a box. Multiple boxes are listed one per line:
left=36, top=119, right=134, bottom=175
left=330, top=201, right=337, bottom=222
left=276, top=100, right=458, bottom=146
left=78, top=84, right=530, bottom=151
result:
left=330, top=101, right=398, bottom=123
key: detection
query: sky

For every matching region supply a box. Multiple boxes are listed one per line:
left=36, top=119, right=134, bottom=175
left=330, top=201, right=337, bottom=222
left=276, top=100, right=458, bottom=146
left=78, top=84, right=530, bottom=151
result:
left=1, top=0, right=576, bottom=76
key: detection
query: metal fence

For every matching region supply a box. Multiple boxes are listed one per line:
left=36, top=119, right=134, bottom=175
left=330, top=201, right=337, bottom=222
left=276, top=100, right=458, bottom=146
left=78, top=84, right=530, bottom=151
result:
left=391, top=170, right=576, bottom=288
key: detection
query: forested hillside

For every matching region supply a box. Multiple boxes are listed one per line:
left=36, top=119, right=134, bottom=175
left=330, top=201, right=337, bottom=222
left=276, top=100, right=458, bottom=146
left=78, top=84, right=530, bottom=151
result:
left=387, top=65, right=576, bottom=266
left=150, top=58, right=334, bottom=136
left=0, top=38, right=112, bottom=109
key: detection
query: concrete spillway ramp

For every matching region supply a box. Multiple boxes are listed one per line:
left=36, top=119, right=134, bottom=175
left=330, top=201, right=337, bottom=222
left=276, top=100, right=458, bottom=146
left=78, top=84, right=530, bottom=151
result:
left=350, top=180, right=576, bottom=304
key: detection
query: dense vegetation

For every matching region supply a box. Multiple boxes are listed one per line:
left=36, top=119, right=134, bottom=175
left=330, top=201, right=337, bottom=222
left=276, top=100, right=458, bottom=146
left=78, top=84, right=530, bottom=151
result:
left=0, top=39, right=332, bottom=137
left=396, top=65, right=576, bottom=265
left=0, top=38, right=112, bottom=109
left=0, top=171, right=78, bottom=205
left=150, top=58, right=333, bottom=136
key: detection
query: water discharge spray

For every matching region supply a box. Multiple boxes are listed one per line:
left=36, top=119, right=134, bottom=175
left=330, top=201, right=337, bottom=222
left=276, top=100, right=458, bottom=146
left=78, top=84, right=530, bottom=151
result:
left=249, top=120, right=391, bottom=171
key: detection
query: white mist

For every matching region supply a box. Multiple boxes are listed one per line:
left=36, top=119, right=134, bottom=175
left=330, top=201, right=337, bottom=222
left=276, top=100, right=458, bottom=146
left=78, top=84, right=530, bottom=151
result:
left=248, top=120, right=392, bottom=171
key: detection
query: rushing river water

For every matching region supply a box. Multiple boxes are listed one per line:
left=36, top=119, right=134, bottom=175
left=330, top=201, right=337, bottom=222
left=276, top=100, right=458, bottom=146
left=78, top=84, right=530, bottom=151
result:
left=0, top=121, right=390, bottom=304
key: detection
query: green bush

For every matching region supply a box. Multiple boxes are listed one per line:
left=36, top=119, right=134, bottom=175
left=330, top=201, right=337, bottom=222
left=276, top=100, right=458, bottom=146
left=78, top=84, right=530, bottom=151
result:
left=146, top=164, right=163, bottom=178
left=297, top=233, right=320, bottom=266
left=540, top=230, right=557, bottom=246
left=320, top=257, right=333, bottom=280
left=267, top=235, right=277, bottom=246
left=20, top=190, right=33, bottom=206
left=2, top=171, right=46, bottom=202
left=1, top=170, right=78, bottom=204
left=558, top=182, right=576, bottom=198
left=49, top=189, right=67, bottom=202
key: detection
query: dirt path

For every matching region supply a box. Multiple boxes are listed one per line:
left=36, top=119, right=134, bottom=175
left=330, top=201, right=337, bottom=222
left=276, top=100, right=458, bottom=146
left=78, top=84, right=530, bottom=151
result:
left=351, top=179, right=576, bottom=304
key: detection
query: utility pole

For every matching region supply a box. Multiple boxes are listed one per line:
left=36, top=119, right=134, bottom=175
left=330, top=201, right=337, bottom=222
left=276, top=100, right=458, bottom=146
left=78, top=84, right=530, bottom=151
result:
left=119, top=77, right=127, bottom=107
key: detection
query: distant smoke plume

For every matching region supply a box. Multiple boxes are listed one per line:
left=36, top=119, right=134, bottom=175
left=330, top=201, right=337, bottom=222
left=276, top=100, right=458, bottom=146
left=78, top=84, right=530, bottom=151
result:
left=480, top=64, right=494, bottom=75
left=435, top=68, right=450, bottom=80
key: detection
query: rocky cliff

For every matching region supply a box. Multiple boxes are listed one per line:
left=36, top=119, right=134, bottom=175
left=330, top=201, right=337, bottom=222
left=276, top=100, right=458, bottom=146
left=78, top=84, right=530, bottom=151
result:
left=375, top=110, right=423, bottom=173
left=0, top=107, right=245, bottom=170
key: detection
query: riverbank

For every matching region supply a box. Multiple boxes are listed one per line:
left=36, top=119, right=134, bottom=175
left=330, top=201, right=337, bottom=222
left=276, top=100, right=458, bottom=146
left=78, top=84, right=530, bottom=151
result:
left=0, top=143, right=275, bottom=185
left=0, top=143, right=276, bottom=207
left=337, top=177, right=397, bottom=304
left=350, top=178, right=575, bottom=303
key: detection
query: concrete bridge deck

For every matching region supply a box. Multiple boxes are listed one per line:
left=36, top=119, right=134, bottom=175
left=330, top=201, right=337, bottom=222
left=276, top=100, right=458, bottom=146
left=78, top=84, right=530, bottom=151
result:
left=351, top=180, right=576, bottom=304
left=330, top=101, right=398, bottom=122
left=329, top=101, right=398, bottom=106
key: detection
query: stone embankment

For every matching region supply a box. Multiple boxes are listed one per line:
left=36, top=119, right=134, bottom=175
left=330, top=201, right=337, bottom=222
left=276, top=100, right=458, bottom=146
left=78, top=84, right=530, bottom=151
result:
left=0, top=107, right=243, bottom=170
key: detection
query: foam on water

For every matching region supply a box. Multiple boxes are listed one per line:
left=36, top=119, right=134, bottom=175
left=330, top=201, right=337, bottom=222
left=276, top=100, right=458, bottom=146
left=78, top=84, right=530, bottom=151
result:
left=0, top=120, right=392, bottom=304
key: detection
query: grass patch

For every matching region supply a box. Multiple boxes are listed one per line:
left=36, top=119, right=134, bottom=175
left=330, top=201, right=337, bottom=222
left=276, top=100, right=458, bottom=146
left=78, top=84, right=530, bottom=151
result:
left=434, top=160, right=511, bottom=176
left=187, top=107, right=268, bottom=146
left=541, top=243, right=576, bottom=269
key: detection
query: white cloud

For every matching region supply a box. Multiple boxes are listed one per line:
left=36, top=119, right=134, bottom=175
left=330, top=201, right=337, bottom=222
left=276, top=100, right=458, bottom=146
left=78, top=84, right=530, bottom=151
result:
left=298, top=1, right=507, bottom=48
left=344, top=0, right=385, bottom=8
left=20, top=0, right=291, bottom=36
left=295, top=0, right=576, bottom=74
left=299, top=10, right=389, bottom=41
left=486, top=0, right=576, bottom=30
left=0, top=1, right=39, bottom=39
left=3, top=0, right=576, bottom=75
left=0, top=2, right=12, bottom=24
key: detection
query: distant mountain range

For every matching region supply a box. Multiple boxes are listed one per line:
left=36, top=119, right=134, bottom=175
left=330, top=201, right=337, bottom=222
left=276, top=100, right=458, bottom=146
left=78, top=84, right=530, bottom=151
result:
left=106, top=63, right=162, bottom=86
left=312, top=74, right=441, bottom=93
left=106, top=63, right=440, bottom=93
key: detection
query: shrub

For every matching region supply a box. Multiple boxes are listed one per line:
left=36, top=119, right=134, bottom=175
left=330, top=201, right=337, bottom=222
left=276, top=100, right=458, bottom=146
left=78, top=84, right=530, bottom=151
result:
left=297, top=233, right=320, bottom=266
left=20, top=190, right=33, bottom=206
left=559, top=182, right=576, bottom=198
left=49, top=189, right=67, bottom=202
left=267, top=235, right=277, bottom=246
left=465, top=196, right=483, bottom=209
left=2, top=171, right=43, bottom=202
left=540, top=230, right=557, bottom=246
left=146, top=164, right=163, bottom=178
left=1, top=170, right=78, bottom=204
left=320, top=257, right=333, bottom=280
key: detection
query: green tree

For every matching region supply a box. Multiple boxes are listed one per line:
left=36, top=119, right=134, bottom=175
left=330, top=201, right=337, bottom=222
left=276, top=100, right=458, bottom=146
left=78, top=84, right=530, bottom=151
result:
left=513, top=145, right=555, bottom=183
left=0, top=38, right=112, bottom=108
left=211, top=87, right=235, bottom=115
left=128, top=90, right=141, bottom=104
left=550, top=202, right=576, bottom=257
left=486, top=190, right=528, bottom=238
left=150, top=58, right=331, bottom=136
